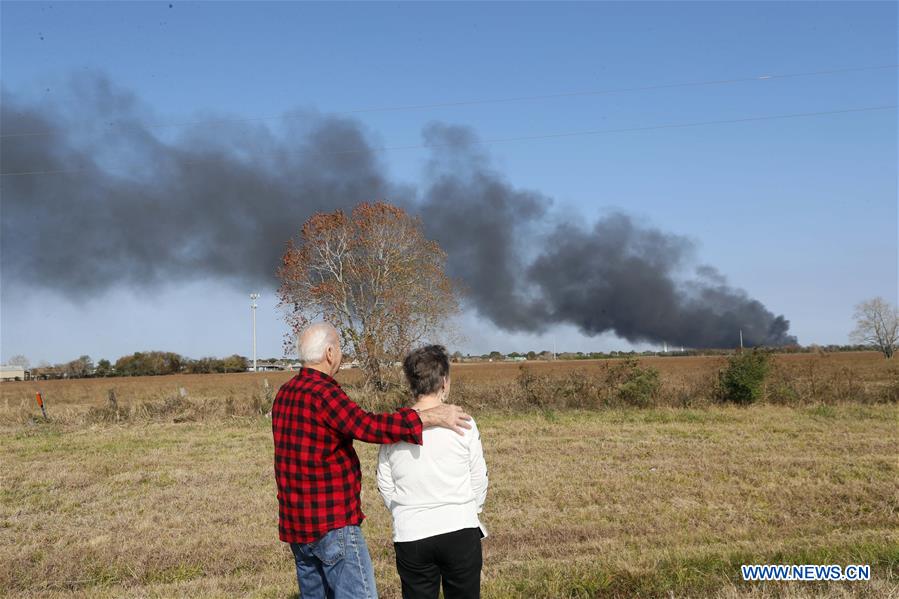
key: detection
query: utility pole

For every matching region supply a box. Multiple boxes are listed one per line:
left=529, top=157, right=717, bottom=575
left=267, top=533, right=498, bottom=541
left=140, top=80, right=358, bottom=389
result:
left=739, top=329, right=744, bottom=351
left=250, top=293, right=260, bottom=372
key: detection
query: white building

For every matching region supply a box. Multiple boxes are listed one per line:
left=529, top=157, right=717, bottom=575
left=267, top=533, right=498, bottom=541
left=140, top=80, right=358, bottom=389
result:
left=0, top=365, right=28, bottom=382
left=247, top=361, right=286, bottom=372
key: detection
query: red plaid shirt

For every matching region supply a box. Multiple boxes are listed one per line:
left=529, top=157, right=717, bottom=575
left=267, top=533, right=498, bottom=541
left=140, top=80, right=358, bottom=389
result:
left=272, top=367, right=423, bottom=543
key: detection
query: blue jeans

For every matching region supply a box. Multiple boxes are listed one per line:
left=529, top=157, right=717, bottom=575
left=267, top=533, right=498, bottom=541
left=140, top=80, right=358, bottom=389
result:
left=289, top=525, right=379, bottom=599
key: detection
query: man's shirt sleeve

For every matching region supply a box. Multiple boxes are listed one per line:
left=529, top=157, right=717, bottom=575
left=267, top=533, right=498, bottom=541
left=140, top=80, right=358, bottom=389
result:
left=320, top=386, right=423, bottom=445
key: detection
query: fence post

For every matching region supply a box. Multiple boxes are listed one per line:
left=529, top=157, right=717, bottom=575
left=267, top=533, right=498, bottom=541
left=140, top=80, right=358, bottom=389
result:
left=35, top=391, right=48, bottom=419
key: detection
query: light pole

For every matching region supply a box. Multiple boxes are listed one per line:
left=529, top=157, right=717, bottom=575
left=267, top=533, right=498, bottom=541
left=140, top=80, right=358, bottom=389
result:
left=250, top=293, right=260, bottom=372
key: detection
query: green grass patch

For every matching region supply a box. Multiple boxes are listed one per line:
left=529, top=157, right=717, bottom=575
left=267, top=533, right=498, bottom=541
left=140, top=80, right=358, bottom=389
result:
left=143, top=564, right=205, bottom=584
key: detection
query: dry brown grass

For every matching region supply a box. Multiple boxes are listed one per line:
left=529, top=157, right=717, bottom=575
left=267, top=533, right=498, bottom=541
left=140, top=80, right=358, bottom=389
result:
left=2, top=352, right=895, bottom=424
left=2, top=402, right=897, bottom=598
left=2, top=353, right=896, bottom=597
left=0, top=371, right=298, bottom=418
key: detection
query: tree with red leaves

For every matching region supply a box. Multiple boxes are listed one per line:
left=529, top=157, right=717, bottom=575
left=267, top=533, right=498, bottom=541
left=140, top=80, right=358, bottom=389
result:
left=278, top=202, right=460, bottom=390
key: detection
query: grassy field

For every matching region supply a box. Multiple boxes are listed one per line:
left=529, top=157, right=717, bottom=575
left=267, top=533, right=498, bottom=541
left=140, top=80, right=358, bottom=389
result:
left=2, top=352, right=895, bottom=420
left=2, top=353, right=897, bottom=597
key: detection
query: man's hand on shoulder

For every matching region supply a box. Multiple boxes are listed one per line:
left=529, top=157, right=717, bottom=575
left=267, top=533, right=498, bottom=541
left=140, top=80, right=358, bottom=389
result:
left=417, top=404, right=472, bottom=436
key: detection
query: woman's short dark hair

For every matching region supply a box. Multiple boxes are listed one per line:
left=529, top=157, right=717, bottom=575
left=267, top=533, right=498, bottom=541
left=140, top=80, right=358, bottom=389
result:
left=403, top=345, right=450, bottom=398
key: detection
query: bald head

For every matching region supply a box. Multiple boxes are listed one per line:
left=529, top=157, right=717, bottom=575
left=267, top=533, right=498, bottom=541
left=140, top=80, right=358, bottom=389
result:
left=299, top=323, right=341, bottom=371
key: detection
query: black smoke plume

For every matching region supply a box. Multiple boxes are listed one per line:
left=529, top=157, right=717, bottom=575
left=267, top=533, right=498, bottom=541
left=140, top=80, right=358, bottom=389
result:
left=1, top=74, right=796, bottom=348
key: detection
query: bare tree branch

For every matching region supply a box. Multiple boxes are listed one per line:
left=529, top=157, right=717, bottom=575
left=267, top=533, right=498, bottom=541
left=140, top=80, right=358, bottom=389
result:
left=851, top=297, right=898, bottom=359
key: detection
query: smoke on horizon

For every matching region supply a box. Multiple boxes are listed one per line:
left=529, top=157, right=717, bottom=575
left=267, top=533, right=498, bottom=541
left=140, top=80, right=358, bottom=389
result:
left=1, top=74, right=797, bottom=348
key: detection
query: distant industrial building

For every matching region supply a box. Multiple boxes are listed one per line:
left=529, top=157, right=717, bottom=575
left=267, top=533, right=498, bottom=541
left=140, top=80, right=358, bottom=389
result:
left=0, top=365, right=29, bottom=382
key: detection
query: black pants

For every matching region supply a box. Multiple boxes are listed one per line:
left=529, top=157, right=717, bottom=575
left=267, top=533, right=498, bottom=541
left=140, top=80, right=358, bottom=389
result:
left=394, top=527, right=482, bottom=599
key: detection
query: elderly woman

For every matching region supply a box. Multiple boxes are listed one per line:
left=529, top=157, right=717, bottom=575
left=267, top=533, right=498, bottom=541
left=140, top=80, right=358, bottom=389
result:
left=377, top=345, right=488, bottom=599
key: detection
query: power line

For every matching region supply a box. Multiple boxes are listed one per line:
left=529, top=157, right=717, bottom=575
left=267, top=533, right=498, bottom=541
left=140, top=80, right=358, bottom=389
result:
left=1, top=63, right=895, bottom=139
left=1, top=104, right=893, bottom=177
left=365, top=105, right=897, bottom=154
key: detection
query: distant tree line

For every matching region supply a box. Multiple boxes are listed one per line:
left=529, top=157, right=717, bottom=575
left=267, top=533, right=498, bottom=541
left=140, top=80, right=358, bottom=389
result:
left=450, top=343, right=882, bottom=364
left=29, top=351, right=250, bottom=379
left=12, top=338, right=892, bottom=381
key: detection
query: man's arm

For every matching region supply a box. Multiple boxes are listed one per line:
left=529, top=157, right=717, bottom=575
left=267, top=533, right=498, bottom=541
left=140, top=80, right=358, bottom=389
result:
left=417, top=403, right=472, bottom=435
left=320, top=387, right=423, bottom=445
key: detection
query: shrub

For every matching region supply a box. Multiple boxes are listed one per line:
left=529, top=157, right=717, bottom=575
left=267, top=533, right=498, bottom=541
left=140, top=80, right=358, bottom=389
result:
left=764, top=355, right=886, bottom=405
left=716, top=349, right=771, bottom=405
left=447, top=379, right=510, bottom=411
left=349, top=386, right=410, bottom=413
left=672, top=375, right=719, bottom=408
left=881, top=368, right=899, bottom=403
left=552, top=370, right=604, bottom=408
left=516, top=367, right=561, bottom=409
left=605, top=358, right=661, bottom=407
left=766, top=377, right=801, bottom=405
left=515, top=367, right=604, bottom=409
left=85, top=389, right=129, bottom=423
left=139, top=395, right=193, bottom=420
left=251, top=379, right=276, bottom=414
left=514, top=360, right=661, bottom=409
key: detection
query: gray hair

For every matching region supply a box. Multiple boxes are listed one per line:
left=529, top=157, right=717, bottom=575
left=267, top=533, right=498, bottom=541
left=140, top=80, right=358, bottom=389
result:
left=298, top=323, right=337, bottom=364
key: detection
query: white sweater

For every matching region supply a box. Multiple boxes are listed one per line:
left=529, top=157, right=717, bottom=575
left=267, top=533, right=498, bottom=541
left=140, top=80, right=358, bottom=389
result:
left=377, top=417, right=488, bottom=543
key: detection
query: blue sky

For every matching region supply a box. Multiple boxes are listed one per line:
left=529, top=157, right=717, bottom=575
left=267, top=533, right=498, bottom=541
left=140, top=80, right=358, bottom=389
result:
left=1, top=1, right=896, bottom=365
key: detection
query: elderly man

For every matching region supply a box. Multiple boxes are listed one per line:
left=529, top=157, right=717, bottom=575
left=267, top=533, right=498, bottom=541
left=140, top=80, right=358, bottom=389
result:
left=272, top=322, right=471, bottom=599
